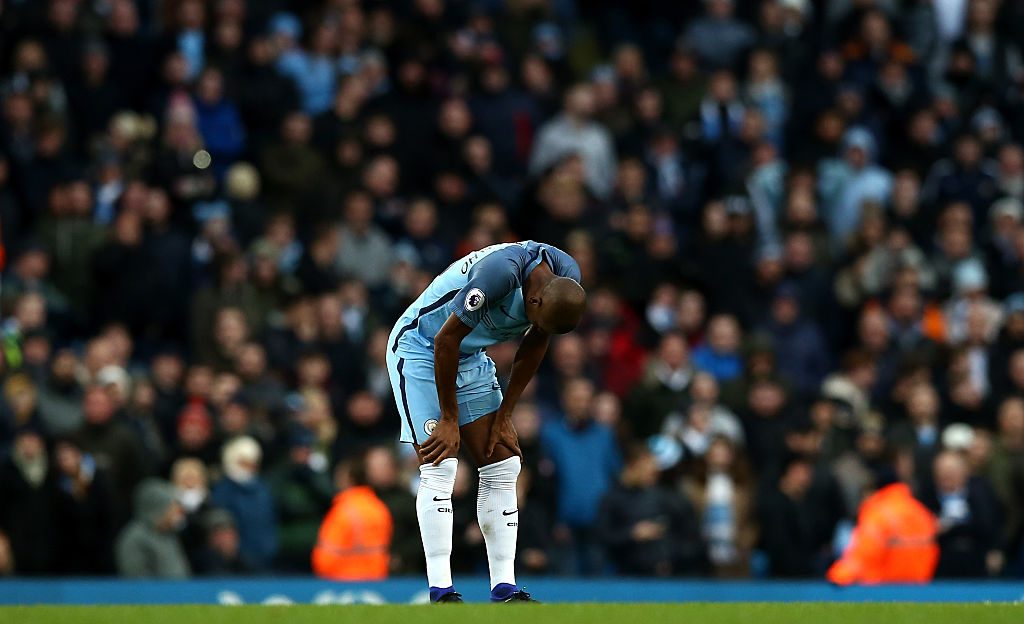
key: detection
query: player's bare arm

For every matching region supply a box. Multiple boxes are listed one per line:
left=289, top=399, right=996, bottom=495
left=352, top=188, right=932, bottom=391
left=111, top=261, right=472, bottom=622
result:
left=487, top=325, right=550, bottom=458
left=420, top=313, right=473, bottom=465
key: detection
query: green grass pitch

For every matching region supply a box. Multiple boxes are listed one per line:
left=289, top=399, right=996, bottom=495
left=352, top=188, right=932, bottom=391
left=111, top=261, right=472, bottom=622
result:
left=2, top=603, right=1022, bottom=624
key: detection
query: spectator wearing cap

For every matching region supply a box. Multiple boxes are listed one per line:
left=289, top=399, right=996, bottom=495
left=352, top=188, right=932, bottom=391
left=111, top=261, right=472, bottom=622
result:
left=818, top=126, right=893, bottom=245
left=920, top=450, right=1003, bottom=577
left=760, top=282, right=829, bottom=399
left=211, top=436, right=278, bottom=569
left=0, top=427, right=59, bottom=574
left=267, top=425, right=334, bottom=572
left=115, top=478, right=190, bottom=578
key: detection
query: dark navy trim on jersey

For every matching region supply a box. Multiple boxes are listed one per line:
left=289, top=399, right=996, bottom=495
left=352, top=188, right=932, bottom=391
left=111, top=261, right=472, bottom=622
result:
left=390, top=289, right=460, bottom=353
left=396, top=357, right=417, bottom=444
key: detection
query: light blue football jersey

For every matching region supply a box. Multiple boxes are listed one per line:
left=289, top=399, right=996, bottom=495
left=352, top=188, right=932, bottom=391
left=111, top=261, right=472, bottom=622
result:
left=389, top=240, right=582, bottom=358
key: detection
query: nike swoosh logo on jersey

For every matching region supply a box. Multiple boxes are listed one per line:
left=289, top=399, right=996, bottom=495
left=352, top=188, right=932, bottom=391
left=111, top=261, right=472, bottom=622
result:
left=502, top=509, right=518, bottom=516
left=433, top=496, right=451, bottom=502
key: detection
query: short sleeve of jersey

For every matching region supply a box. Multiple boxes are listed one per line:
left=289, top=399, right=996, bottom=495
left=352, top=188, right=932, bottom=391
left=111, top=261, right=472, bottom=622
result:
left=447, top=251, right=519, bottom=328
left=543, top=245, right=583, bottom=283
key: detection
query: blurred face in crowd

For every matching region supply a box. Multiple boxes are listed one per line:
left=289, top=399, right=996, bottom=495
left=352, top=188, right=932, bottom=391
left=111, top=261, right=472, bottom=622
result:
left=858, top=308, right=890, bottom=352
left=561, top=378, right=595, bottom=425
left=749, top=380, right=786, bottom=418
left=622, top=451, right=659, bottom=488
left=214, top=308, right=248, bottom=353
left=512, top=403, right=541, bottom=444
left=706, top=437, right=735, bottom=472
left=564, top=84, right=595, bottom=120
left=364, top=447, right=398, bottom=489
left=688, top=368, right=720, bottom=403
left=707, top=315, right=740, bottom=355
left=934, top=451, right=968, bottom=495
left=707, top=0, right=735, bottom=19
left=83, top=386, right=115, bottom=425
left=551, top=334, right=586, bottom=378
left=708, top=71, right=737, bottom=103
left=998, top=397, right=1024, bottom=444
left=347, top=391, right=382, bottom=427
left=14, top=293, right=46, bottom=331
left=677, top=290, right=706, bottom=335
left=657, top=333, right=689, bottom=371
left=282, top=112, right=312, bottom=145
left=780, top=458, right=813, bottom=499
left=197, top=68, right=224, bottom=104
left=907, top=384, right=939, bottom=425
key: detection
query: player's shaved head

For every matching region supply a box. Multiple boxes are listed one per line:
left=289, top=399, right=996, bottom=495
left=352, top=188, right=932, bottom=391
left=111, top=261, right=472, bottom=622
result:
left=537, top=277, right=586, bottom=334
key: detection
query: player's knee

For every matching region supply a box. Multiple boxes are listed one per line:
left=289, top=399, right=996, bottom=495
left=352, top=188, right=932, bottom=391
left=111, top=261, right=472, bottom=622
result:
left=478, top=455, right=520, bottom=489
left=419, top=457, right=458, bottom=493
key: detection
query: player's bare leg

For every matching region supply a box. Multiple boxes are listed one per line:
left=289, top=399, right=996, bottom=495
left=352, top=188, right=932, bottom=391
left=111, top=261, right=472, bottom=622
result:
left=462, top=414, right=537, bottom=602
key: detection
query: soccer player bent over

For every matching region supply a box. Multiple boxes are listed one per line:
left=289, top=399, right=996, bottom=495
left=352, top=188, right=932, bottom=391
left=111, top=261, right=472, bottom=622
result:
left=386, top=241, right=585, bottom=603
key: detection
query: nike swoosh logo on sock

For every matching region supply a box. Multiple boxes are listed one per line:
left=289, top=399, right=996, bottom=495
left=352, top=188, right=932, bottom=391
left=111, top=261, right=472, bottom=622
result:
left=433, top=496, right=451, bottom=502
left=502, top=509, right=518, bottom=516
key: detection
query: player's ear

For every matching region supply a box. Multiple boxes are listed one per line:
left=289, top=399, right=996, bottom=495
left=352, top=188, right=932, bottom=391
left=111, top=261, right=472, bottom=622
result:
left=528, top=296, right=541, bottom=306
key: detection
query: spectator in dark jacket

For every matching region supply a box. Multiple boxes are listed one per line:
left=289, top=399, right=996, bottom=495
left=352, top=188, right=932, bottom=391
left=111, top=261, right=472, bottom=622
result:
left=921, top=450, right=1003, bottom=577
left=598, top=446, right=703, bottom=575
left=73, top=386, right=148, bottom=525
left=0, top=428, right=58, bottom=574
left=53, top=437, right=116, bottom=575
left=755, top=455, right=832, bottom=577
left=211, top=435, right=278, bottom=569
left=761, top=283, right=830, bottom=399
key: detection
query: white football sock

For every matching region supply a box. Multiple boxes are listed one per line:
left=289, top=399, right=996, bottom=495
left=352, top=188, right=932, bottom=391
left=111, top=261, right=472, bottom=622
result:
left=477, top=456, right=521, bottom=589
left=417, top=457, right=457, bottom=589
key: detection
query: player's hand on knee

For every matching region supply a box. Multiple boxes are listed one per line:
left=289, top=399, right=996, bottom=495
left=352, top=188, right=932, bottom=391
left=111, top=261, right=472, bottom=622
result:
left=486, top=414, right=522, bottom=459
left=420, top=418, right=460, bottom=465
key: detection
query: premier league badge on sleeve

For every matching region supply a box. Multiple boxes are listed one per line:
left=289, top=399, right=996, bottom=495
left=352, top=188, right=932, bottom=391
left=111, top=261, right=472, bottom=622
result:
left=465, top=288, right=485, bottom=311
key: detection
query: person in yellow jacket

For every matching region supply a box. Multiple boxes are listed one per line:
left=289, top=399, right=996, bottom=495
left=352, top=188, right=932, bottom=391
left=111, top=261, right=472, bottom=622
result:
left=312, top=456, right=394, bottom=580
left=827, top=470, right=939, bottom=585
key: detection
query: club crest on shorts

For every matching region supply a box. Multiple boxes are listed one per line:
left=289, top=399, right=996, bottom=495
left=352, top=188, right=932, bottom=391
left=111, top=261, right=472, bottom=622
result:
left=465, top=288, right=485, bottom=311
left=424, top=419, right=439, bottom=435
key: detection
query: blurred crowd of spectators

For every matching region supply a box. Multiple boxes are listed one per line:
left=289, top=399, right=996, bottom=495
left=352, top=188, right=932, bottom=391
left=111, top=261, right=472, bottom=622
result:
left=2, top=0, right=1024, bottom=580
